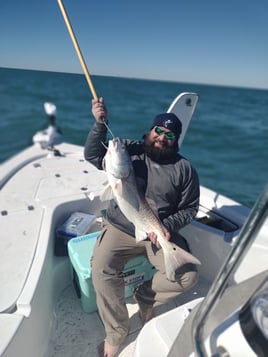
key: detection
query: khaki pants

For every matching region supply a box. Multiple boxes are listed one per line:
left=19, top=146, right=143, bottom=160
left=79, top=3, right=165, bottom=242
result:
left=91, top=220, right=198, bottom=346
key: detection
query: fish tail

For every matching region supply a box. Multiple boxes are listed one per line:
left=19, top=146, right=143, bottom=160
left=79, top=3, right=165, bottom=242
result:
left=164, top=243, right=201, bottom=281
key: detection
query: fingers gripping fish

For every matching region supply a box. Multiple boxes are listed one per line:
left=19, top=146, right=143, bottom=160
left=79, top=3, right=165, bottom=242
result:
left=101, top=137, right=201, bottom=281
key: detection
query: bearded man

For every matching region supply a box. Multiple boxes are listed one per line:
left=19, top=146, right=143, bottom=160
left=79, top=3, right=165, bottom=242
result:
left=84, top=97, right=200, bottom=357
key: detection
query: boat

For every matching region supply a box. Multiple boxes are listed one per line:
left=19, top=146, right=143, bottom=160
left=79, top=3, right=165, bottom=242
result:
left=1, top=91, right=267, bottom=357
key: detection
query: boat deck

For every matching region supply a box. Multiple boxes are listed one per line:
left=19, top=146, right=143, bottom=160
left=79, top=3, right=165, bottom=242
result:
left=48, top=276, right=210, bottom=357
left=0, top=142, right=249, bottom=357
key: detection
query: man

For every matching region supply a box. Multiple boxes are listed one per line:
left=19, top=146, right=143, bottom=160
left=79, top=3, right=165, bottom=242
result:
left=84, top=97, right=200, bottom=357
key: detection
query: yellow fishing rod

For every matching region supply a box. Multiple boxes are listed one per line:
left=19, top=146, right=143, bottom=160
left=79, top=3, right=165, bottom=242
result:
left=57, top=0, right=98, bottom=100
left=57, top=0, right=114, bottom=136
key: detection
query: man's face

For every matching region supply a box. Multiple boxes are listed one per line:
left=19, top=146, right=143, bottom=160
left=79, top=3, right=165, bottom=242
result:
left=147, top=126, right=176, bottom=149
left=144, top=126, right=177, bottom=163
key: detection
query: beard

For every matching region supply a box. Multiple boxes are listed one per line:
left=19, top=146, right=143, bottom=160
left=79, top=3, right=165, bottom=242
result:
left=143, top=134, right=178, bottom=163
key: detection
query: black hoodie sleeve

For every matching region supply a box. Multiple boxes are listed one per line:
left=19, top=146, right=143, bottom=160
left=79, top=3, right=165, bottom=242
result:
left=84, top=122, right=108, bottom=170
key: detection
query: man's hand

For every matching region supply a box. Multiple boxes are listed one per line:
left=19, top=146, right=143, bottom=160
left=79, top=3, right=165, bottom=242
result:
left=147, top=227, right=170, bottom=249
left=92, top=97, right=108, bottom=123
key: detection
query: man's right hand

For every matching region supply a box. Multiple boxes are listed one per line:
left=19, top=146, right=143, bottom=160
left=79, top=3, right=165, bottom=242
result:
left=92, top=97, right=108, bottom=123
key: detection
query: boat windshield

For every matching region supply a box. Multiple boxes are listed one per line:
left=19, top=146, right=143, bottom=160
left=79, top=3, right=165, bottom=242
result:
left=191, top=183, right=268, bottom=357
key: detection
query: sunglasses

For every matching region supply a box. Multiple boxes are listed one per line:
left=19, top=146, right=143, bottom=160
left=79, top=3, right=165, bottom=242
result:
left=154, top=126, right=176, bottom=140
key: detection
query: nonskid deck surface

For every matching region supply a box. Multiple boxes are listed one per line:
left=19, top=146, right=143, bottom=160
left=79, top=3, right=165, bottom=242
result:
left=48, top=277, right=210, bottom=357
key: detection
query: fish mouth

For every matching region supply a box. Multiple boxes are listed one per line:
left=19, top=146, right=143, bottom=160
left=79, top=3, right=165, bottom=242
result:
left=112, top=137, right=125, bottom=151
left=104, top=138, right=131, bottom=179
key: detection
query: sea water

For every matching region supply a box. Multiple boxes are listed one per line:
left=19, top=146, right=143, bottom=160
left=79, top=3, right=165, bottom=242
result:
left=0, top=67, right=267, bottom=208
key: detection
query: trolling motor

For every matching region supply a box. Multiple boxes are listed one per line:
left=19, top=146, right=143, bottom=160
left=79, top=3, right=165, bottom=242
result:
left=32, top=102, right=63, bottom=149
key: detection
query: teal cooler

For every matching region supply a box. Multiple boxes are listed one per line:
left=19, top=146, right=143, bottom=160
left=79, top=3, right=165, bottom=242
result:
left=68, top=231, right=156, bottom=313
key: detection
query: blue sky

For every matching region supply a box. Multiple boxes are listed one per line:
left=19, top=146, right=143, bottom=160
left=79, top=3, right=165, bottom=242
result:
left=1, top=0, right=268, bottom=89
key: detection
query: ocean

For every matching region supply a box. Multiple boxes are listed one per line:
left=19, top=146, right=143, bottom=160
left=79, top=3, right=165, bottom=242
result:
left=0, top=67, right=267, bottom=208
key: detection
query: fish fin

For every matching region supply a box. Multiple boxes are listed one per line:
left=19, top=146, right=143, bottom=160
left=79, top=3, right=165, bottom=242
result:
left=135, top=229, right=148, bottom=242
left=100, top=178, right=124, bottom=201
left=164, top=243, right=201, bottom=281
left=100, top=184, right=114, bottom=201
left=113, top=179, right=124, bottom=196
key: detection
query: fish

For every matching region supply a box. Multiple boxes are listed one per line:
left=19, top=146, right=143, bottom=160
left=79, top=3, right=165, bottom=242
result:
left=101, top=137, right=201, bottom=281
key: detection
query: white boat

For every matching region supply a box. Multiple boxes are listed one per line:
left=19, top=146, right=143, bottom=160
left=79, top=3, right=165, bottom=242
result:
left=0, top=93, right=267, bottom=357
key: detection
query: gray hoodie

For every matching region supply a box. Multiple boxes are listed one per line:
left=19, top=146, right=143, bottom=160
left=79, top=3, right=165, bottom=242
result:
left=84, top=122, right=200, bottom=241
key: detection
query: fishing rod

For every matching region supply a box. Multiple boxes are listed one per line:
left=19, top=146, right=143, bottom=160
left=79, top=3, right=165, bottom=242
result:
left=57, top=0, right=114, bottom=138
left=57, top=0, right=97, bottom=99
